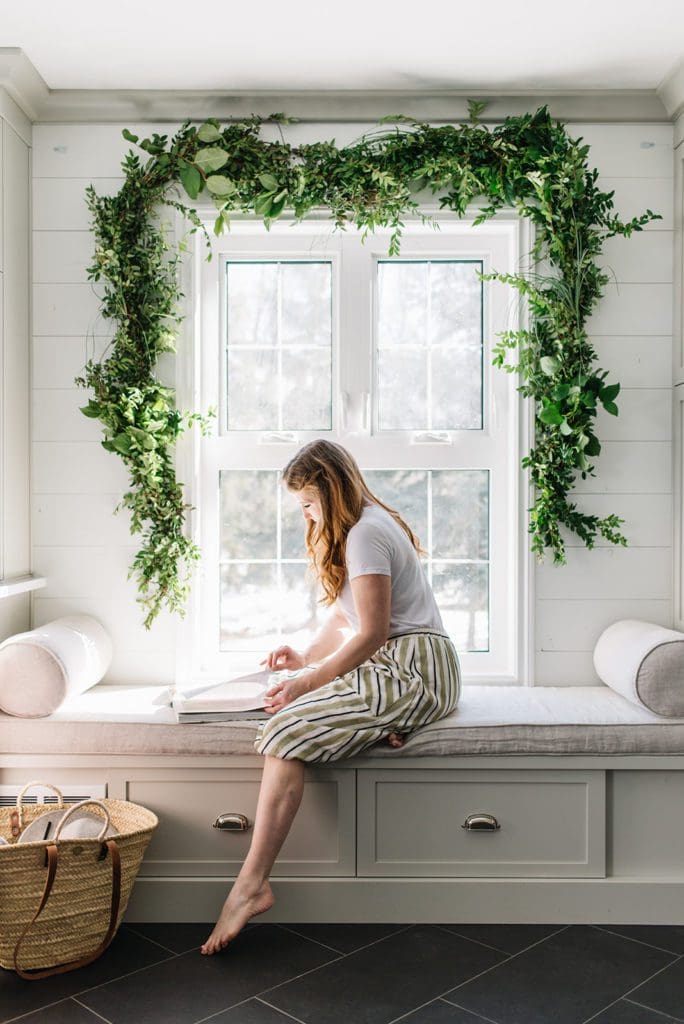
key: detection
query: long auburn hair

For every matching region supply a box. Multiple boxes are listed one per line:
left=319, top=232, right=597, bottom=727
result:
left=282, top=440, right=425, bottom=605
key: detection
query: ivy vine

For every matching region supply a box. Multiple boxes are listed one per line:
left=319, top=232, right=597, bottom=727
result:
left=79, top=100, right=660, bottom=628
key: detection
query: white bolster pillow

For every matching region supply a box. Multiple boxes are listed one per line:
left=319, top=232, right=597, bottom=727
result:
left=0, top=615, right=112, bottom=718
left=593, top=619, right=684, bottom=717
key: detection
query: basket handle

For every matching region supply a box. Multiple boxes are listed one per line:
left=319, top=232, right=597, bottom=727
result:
left=12, top=782, right=65, bottom=834
left=12, top=838, right=122, bottom=980
left=53, top=799, right=112, bottom=842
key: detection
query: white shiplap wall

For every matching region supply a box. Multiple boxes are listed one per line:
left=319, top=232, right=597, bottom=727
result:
left=30, top=120, right=674, bottom=686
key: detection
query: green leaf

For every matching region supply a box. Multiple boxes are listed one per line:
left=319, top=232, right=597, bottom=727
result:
left=213, top=213, right=226, bottom=236
left=80, top=401, right=102, bottom=418
left=585, top=435, right=601, bottom=456
left=268, top=196, right=286, bottom=219
left=258, top=172, right=278, bottom=192
left=538, top=404, right=563, bottom=425
left=194, top=146, right=228, bottom=173
left=559, top=419, right=572, bottom=435
left=540, top=355, right=560, bottom=376
left=112, top=432, right=133, bottom=454
left=206, top=174, right=236, bottom=196
left=467, top=99, right=489, bottom=123
left=603, top=400, right=619, bottom=416
left=122, top=129, right=139, bottom=144
left=197, top=122, right=223, bottom=143
left=179, top=162, right=202, bottom=200
left=599, top=382, right=620, bottom=403
left=254, top=192, right=273, bottom=216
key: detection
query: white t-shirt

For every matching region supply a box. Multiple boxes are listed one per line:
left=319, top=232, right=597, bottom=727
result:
left=336, top=503, right=445, bottom=636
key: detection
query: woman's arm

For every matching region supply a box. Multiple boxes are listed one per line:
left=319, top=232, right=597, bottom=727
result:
left=302, top=574, right=391, bottom=689
left=264, top=574, right=391, bottom=713
left=303, top=605, right=350, bottom=665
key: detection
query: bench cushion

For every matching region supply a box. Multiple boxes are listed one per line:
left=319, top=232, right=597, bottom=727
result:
left=3, top=683, right=684, bottom=757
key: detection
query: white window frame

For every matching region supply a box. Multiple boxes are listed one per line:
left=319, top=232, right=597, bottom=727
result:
left=174, top=208, right=534, bottom=687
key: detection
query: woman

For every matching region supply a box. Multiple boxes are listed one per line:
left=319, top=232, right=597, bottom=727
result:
left=201, top=440, right=461, bottom=955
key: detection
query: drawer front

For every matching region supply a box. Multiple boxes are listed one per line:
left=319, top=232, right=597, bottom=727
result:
left=129, top=768, right=355, bottom=877
left=357, top=769, right=605, bottom=877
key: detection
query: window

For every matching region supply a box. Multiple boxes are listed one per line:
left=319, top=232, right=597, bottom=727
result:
left=182, top=213, right=529, bottom=685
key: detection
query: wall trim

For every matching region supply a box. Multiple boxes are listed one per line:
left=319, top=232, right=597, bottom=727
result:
left=0, top=49, right=673, bottom=125
left=658, top=57, right=684, bottom=122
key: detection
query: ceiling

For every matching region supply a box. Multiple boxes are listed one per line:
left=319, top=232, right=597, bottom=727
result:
left=1, top=0, right=683, bottom=92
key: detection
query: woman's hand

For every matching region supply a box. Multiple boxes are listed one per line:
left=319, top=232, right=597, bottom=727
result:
left=261, top=645, right=307, bottom=672
left=263, top=673, right=314, bottom=714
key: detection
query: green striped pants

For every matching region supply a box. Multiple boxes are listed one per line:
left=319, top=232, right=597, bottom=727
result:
left=253, top=630, right=461, bottom=763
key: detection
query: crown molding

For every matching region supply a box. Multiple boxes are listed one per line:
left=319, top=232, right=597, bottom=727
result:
left=0, top=48, right=673, bottom=124
left=0, top=48, right=49, bottom=122
left=658, top=57, right=684, bottom=120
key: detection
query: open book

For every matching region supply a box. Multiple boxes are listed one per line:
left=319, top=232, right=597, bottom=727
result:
left=171, top=669, right=271, bottom=722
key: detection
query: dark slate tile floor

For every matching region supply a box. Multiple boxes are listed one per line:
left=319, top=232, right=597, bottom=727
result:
left=2, top=921, right=684, bottom=1024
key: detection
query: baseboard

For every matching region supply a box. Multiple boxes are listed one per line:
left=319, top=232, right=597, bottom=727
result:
left=126, top=877, right=684, bottom=925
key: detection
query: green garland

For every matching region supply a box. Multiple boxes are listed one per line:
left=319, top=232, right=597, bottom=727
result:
left=78, top=101, right=660, bottom=628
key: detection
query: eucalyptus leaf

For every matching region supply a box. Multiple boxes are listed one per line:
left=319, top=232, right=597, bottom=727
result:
left=194, top=147, right=228, bottom=173
left=258, top=172, right=278, bottom=192
left=206, top=174, right=236, bottom=196
left=179, top=163, right=202, bottom=200
left=197, top=122, right=223, bottom=143
left=540, top=355, right=560, bottom=376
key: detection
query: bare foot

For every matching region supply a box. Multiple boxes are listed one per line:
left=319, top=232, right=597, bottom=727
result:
left=200, top=878, right=275, bottom=955
left=387, top=731, right=406, bottom=748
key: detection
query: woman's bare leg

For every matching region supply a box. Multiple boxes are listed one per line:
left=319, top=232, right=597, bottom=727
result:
left=201, top=754, right=305, bottom=954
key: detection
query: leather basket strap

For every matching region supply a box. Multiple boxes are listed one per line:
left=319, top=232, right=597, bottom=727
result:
left=14, top=839, right=122, bottom=980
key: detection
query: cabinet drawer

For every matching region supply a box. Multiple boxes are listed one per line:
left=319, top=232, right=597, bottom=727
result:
left=358, top=769, right=605, bottom=877
left=128, top=768, right=355, bottom=877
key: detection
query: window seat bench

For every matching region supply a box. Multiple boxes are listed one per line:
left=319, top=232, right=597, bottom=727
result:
left=2, top=682, right=684, bottom=756
left=3, top=683, right=684, bottom=926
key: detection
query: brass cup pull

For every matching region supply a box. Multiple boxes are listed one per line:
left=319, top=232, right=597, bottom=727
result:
left=213, top=813, right=251, bottom=831
left=461, top=813, right=500, bottom=831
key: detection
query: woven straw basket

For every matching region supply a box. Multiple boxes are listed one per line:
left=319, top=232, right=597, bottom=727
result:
left=0, top=781, right=158, bottom=979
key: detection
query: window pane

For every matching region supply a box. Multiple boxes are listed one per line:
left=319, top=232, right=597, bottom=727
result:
left=281, top=263, right=331, bottom=346
left=281, top=563, right=323, bottom=644
left=432, top=471, right=489, bottom=560
left=227, top=263, right=277, bottom=346
left=219, top=471, right=322, bottom=655
left=431, top=347, right=482, bottom=430
left=225, top=261, right=332, bottom=432
left=433, top=562, right=489, bottom=652
left=220, top=563, right=279, bottom=651
left=376, top=260, right=483, bottom=431
left=281, top=489, right=307, bottom=559
left=377, top=349, right=426, bottom=430
left=377, top=262, right=427, bottom=347
left=281, top=348, right=332, bottom=430
left=220, top=471, right=277, bottom=560
left=227, top=349, right=278, bottom=430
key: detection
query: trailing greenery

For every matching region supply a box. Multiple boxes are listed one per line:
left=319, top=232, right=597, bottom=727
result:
left=79, top=101, right=660, bottom=627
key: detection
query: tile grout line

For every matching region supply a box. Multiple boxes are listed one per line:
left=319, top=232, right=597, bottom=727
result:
left=387, top=994, right=501, bottom=1024
left=276, top=922, right=415, bottom=958
left=71, top=996, right=115, bottom=1024
left=432, top=923, right=520, bottom=957
left=622, top=995, right=684, bottom=1023
left=255, top=997, right=310, bottom=1024
left=592, top=924, right=684, bottom=957
left=122, top=924, right=181, bottom=956
left=580, top=953, right=684, bottom=1024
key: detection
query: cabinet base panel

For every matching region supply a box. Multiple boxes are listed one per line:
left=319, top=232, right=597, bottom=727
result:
left=127, top=877, right=684, bottom=925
